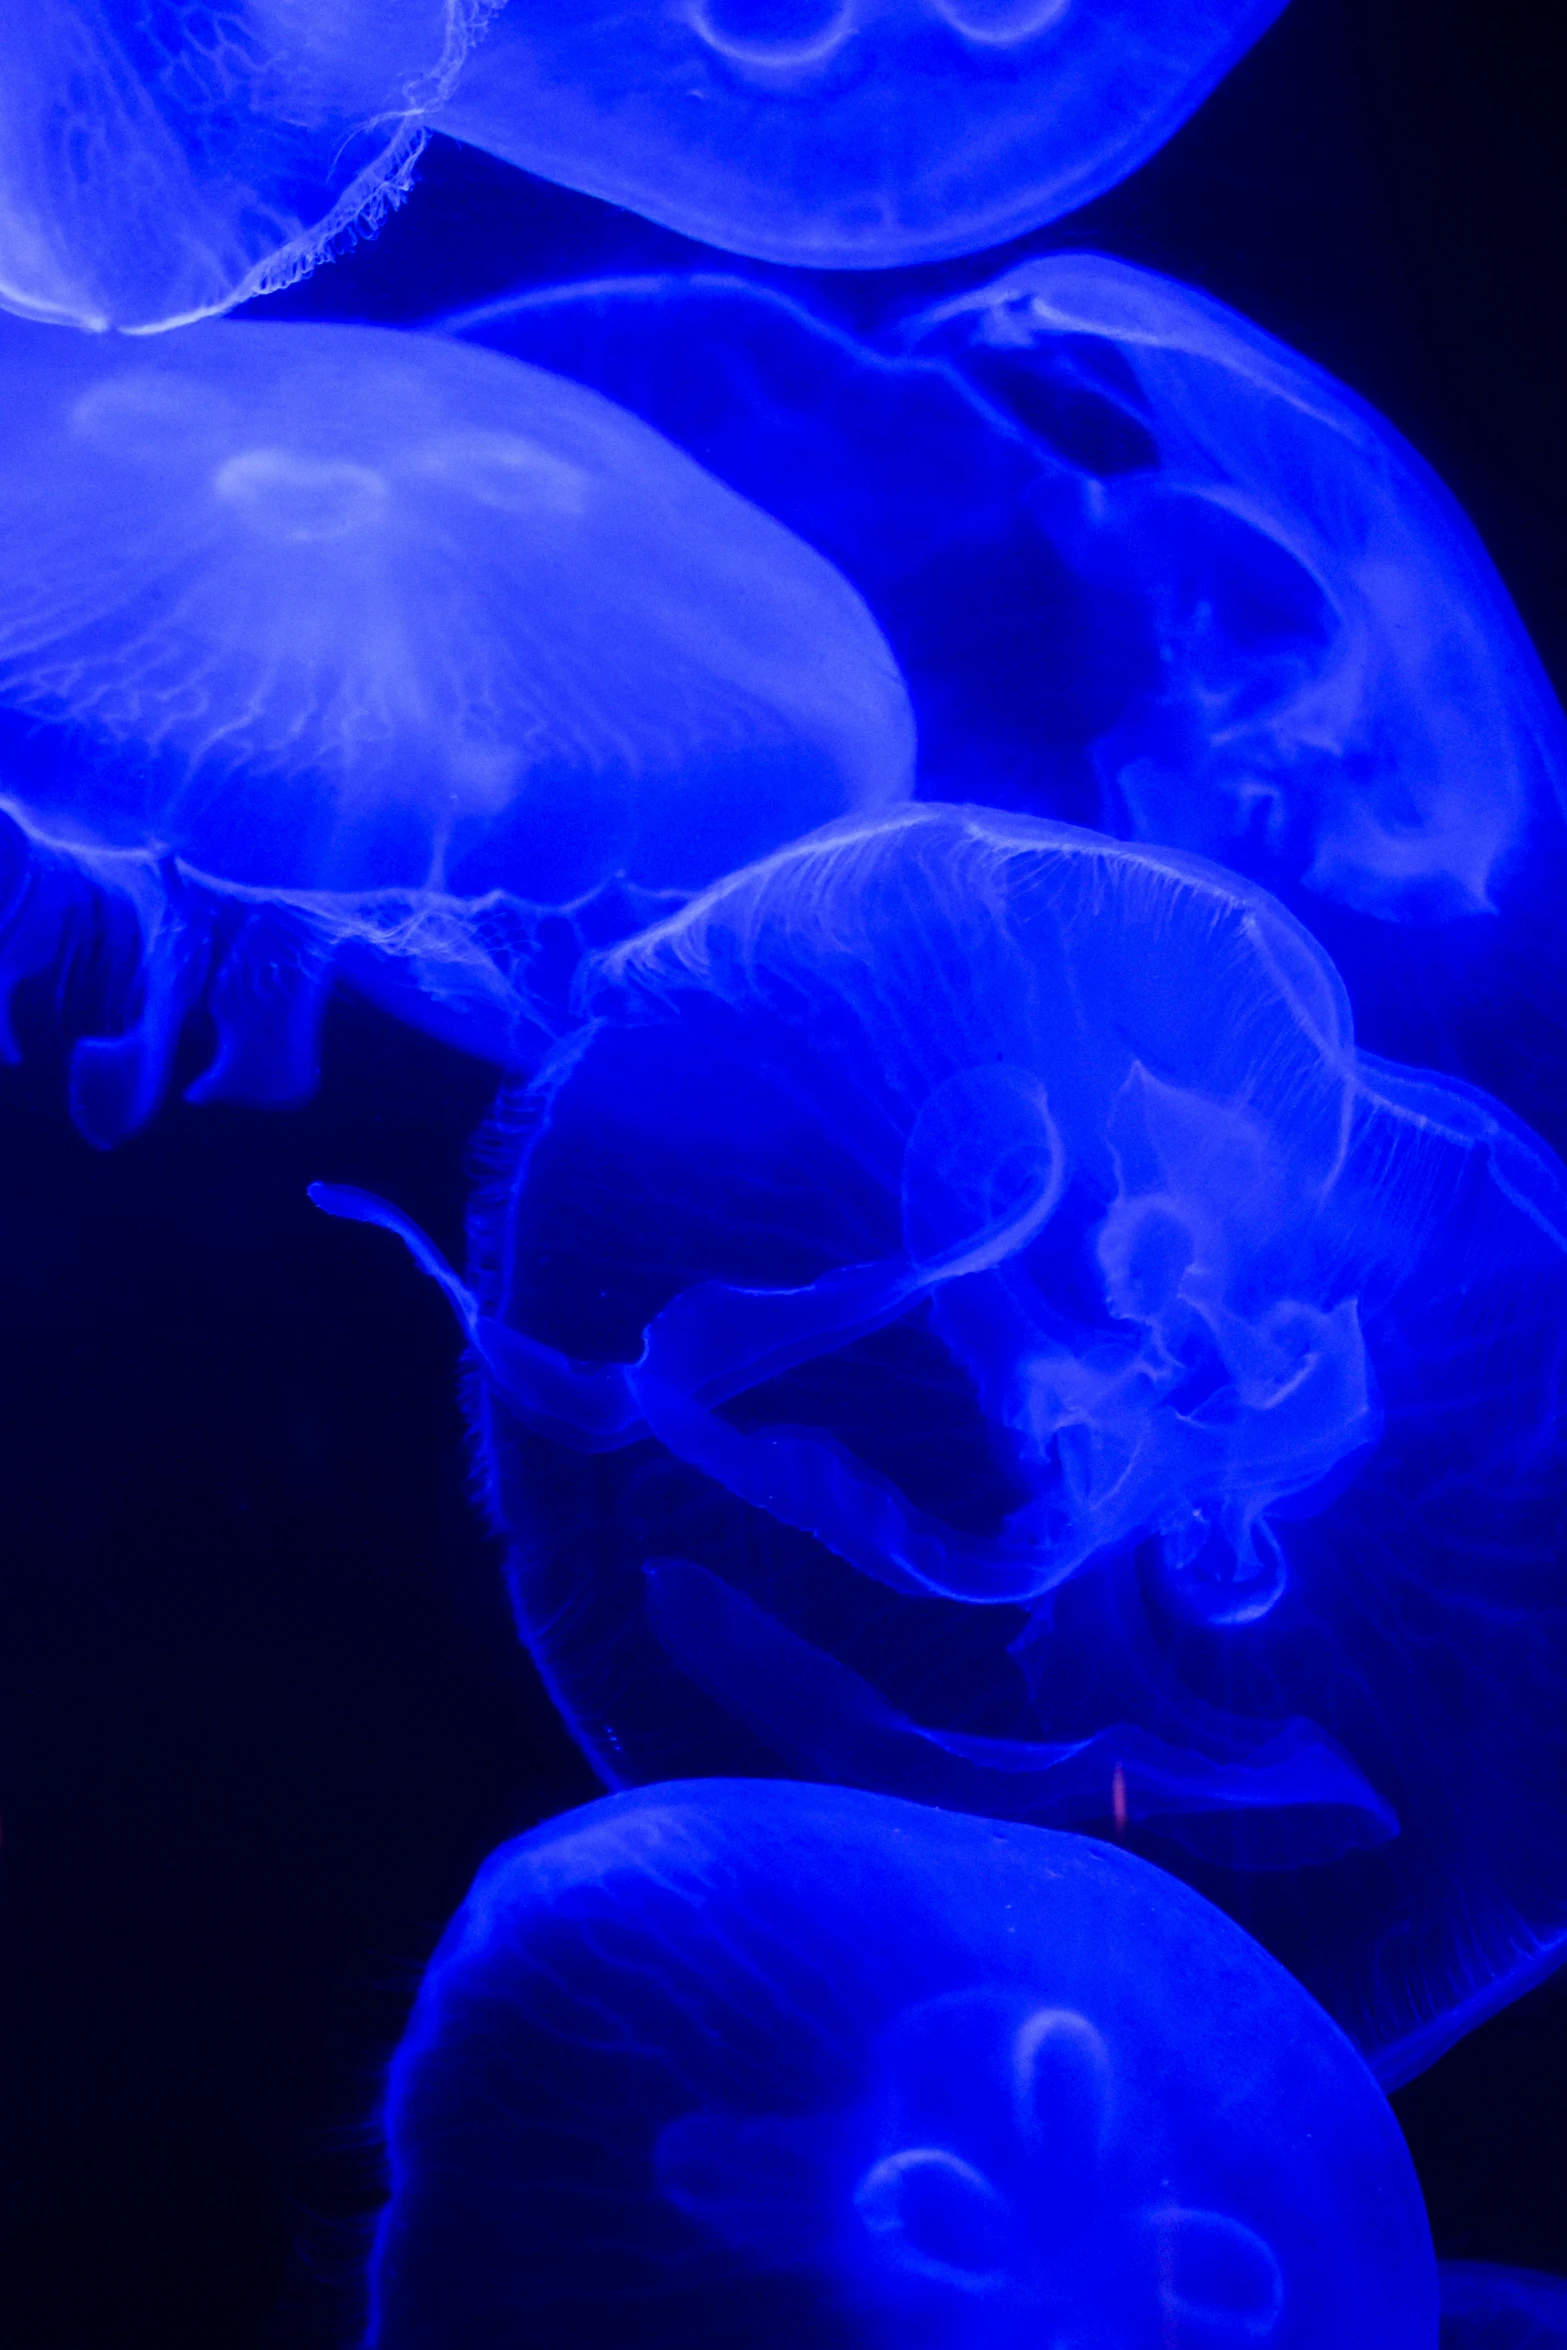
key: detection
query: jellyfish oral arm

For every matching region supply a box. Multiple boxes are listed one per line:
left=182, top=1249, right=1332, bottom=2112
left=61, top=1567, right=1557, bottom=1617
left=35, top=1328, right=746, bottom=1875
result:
left=307, top=1170, right=1121, bottom=1599
left=307, top=1181, right=644, bottom=1450
left=308, top=1174, right=1370, bottom=1607
left=633, top=1369, right=1078, bottom=1604
left=307, top=1185, right=478, bottom=1323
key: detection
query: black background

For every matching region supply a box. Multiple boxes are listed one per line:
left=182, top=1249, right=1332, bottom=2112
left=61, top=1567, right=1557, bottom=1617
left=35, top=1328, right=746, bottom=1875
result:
left=3, top=1, right=1566, bottom=2341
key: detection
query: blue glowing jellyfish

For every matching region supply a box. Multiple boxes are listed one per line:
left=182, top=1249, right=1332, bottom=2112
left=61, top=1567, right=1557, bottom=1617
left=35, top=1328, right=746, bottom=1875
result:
left=0, top=309, right=912, bottom=1143
left=369, top=1779, right=1438, bottom=2348
left=1441, top=2267, right=1567, bottom=2349
left=0, top=0, right=491, bottom=333
left=315, top=802, right=1567, bottom=2086
left=447, top=259, right=1567, bottom=1155
left=908, top=251, right=1567, bottom=928
left=437, top=0, right=1289, bottom=268
left=909, top=254, right=1567, bottom=1161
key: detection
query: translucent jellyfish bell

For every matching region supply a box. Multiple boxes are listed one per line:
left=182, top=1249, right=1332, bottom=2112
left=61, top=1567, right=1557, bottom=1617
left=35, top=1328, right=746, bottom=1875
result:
left=0, top=1, right=491, bottom=333
left=0, top=309, right=911, bottom=1142
left=436, top=0, right=1289, bottom=268
left=909, top=251, right=1567, bottom=924
left=450, top=269, right=1567, bottom=1163
left=369, top=1780, right=1437, bottom=2349
left=314, top=801, right=1567, bottom=2085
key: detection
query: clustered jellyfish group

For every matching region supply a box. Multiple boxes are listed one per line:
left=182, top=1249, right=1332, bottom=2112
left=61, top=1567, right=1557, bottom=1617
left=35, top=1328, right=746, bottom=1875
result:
left=4, top=8, right=1566, bottom=2346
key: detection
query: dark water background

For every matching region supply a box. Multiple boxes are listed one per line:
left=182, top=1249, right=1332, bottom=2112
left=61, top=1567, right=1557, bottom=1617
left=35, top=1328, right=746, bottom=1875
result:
left=2, top=0, right=1564, bottom=2340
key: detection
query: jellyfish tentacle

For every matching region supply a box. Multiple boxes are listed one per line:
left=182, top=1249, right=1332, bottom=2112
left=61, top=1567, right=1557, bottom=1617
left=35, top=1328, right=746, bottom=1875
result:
left=634, top=1148, right=1064, bottom=1416
left=619, top=1148, right=1092, bottom=1597
left=636, top=1260, right=932, bottom=1411
left=305, top=1182, right=1102, bottom=1595
left=310, top=1120, right=1067, bottom=1484
left=186, top=901, right=336, bottom=1109
left=308, top=1186, right=478, bottom=1321
left=0, top=810, right=91, bottom=1062
left=635, top=1373, right=1068, bottom=1602
left=307, top=1182, right=645, bottom=1449
left=68, top=876, right=215, bottom=1149
left=310, top=1166, right=1087, bottom=1556
left=0, top=312, right=914, bottom=1140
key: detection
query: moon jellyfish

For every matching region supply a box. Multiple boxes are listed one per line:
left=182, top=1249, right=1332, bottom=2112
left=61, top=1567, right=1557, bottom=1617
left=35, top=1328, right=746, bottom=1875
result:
left=447, top=266, right=1567, bottom=1159
left=369, top=1779, right=1438, bottom=2349
left=0, top=0, right=490, bottom=333
left=909, top=251, right=1567, bottom=928
left=436, top=0, right=1290, bottom=269
left=1441, top=2268, right=1567, bottom=2349
left=314, top=802, right=1567, bottom=2085
left=0, top=310, right=912, bottom=1144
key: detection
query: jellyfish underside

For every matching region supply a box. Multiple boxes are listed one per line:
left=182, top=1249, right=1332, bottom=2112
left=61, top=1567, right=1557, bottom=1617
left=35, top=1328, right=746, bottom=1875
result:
left=0, top=312, right=911, bottom=1140
left=0, top=0, right=484, bottom=332
left=662, top=1989, right=1289, bottom=2343
left=379, top=801, right=1567, bottom=2081
left=314, top=1056, right=1372, bottom=1618
left=909, top=254, right=1562, bottom=922
left=312, top=1051, right=1390, bottom=1864
left=367, top=1782, right=1438, bottom=2348
left=436, top=0, right=1289, bottom=267
left=312, top=803, right=1392, bottom=1865
left=1082, top=477, right=1524, bottom=924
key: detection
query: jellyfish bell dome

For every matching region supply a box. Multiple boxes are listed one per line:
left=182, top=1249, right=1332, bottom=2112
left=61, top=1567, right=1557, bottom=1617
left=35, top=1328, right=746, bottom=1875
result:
left=370, top=1779, right=1438, bottom=2349
left=314, top=799, right=1567, bottom=2086
left=435, top=0, right=1290, bottom=269
left=450, top=266, right=1567, bottom=1164
left=0, top=313, right=909, bottom=897
left=0, top=0, right=490, bottom=334
left=0, top=309, right=912, bottom=1141
left=908, top=251, right=1567, bottom=928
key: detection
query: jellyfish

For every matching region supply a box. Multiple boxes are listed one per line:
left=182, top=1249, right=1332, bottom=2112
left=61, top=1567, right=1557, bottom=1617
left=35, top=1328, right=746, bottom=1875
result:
left=1440, top=2268, right=1567, bottom=2350
left=435, top=0, right=1290, bottom=269
left=444, top=266, right=1567, bottom=1158
left=369, top=1778, right=1438, bottom=2348
left=907, top=251, right=1567, bottom=928
left=314, top=802, right=1567, bottom=2086
left=0, top=308, right=912, bottom=1143
left=0, top=0, right=492, bottom=333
